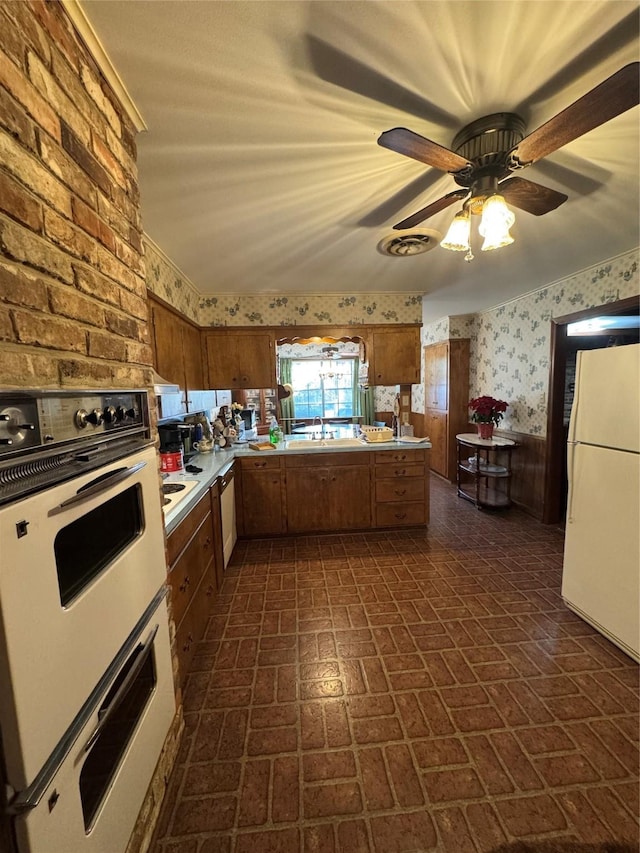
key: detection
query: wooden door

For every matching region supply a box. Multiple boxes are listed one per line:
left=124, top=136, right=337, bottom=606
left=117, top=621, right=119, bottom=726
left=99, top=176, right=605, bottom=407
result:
left=328, top=465, right=371, bottom=529
left=425, top=408, right=448, bottom=477
left=238, top=332, right=275, bottom=387
left=371, top=328, right=420, bottom=385
left=205, top=332, right=240, bottom=388
left=151, top=302, right=184, bottom=387
left=182, top=321, right=204, bottom=391
left=286, top=467, right=329, bottom=532
left=240, top=469, right=284, bottom=535
left=424, top=342, right=448, bottom=411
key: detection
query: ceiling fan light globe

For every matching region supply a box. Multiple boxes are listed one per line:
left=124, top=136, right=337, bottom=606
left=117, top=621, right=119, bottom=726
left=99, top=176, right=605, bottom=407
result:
left=479, top=195, right=515, bottom=251
left=441, top=209, right=470, bottom=252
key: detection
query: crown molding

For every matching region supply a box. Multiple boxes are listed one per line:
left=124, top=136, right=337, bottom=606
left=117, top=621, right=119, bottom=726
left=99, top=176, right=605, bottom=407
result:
left=60, top=0, right=147, bottom=132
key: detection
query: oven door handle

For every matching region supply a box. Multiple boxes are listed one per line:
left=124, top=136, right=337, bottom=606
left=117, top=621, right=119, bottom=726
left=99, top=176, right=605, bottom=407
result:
left=49, top=461, right=147, bottom=515
left=83, top=623, right=159, bottom=755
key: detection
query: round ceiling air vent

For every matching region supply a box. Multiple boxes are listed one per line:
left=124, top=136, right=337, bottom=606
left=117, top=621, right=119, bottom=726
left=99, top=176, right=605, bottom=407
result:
left=378, top=230, right=441, bottom=257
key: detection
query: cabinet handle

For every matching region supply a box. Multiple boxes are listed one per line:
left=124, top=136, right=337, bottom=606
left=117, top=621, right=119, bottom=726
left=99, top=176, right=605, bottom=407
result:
left=206, top=584, right=215, bottom=597
left=203, top=536, right=211, bottom=549
left=394, top=488, right=407, bottom=496
left=182, top=632, right=194, bottom=653
left=395, top=469, right=407, bottom=476
left=394, top=512, right=407, bottom=520
left=254, top=461, right=267, bottom=468
left=179, top=575, right=190, bottom=592
left=394, top=454, right=407, bottom=461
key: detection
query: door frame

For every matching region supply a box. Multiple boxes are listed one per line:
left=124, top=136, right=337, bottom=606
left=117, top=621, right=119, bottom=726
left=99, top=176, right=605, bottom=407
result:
left=543, top=294, right=640, bottom=523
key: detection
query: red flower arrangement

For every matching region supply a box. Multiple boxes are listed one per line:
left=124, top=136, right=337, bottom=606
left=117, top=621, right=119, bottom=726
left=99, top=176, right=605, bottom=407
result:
left=468, top=395, right=508, bottom=426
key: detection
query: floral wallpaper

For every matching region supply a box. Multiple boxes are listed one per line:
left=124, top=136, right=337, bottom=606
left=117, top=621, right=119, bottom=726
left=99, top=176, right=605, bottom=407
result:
left=419, top=248, right=639, bottom=437
left=198, top=293, right=423, bottom=327
left=144, top=237, right=201, bottom=324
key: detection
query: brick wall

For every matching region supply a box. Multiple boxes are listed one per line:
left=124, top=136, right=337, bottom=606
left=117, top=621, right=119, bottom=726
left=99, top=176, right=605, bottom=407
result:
left=0, top=0, right=152, bottom=390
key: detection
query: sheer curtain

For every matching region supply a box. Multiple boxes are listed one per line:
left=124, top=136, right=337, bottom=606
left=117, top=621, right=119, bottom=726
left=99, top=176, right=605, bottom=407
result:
left=279, top=357, right=295, bottom=432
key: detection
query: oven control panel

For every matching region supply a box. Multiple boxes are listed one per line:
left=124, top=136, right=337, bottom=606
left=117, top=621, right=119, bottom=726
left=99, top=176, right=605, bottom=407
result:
left=0, top=390, right=149, bottom=458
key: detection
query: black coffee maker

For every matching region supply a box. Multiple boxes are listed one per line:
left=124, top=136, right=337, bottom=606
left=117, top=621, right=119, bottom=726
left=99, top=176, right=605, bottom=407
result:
left=158, top=422, right=194, bottom=458
left=239, top=409, right=257, bottom=432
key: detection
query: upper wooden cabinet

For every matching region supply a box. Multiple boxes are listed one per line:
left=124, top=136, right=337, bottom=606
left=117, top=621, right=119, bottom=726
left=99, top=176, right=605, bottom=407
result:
left=369, top=327, right=421, bottom=385
left=149, top=298, right=204, bottom=394
left=424, top=339, right=470, bottom=481
left=204, top=330, right=275, bottom=389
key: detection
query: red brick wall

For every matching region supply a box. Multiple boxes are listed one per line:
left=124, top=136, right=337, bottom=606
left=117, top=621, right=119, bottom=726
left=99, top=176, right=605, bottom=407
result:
left=0, top=0, right=151, bottom=389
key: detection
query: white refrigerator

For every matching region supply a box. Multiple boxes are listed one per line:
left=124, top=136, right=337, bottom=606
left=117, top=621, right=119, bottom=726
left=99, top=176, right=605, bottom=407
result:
left=562, top=343, right=640, bottom=662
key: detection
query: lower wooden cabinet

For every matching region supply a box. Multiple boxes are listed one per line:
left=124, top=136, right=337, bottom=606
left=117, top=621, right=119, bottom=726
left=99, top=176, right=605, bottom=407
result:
left=372, top=448, right=430, bottom=527
left=236, top=448, right=430, bottom=536
left=425, top=409, right=448, bottom=477
left=166, top=492, right=217, bottom=684
left=237, top=455, right=285, bottom=536
left=285, top=452, right=371, bottom=532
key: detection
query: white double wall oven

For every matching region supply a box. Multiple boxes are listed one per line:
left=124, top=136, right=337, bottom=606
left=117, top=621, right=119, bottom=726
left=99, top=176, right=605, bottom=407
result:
left=0, top=390, right=175, bottom=853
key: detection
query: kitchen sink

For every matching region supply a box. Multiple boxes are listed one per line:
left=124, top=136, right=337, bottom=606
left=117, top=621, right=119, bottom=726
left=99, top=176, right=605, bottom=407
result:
left=286, top=438, right=365, bottom=449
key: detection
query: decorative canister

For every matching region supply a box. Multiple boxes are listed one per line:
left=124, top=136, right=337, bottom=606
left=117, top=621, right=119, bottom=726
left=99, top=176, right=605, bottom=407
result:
left=160, top=447, right=184, bottom=472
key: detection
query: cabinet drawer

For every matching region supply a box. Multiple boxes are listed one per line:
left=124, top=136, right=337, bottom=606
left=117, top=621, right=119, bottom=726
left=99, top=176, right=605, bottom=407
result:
left=239, top=455, right=283, bottom=471
left=167, top=491, right=210, bottom=565
left=168, top=514, right=214, bottom=627
left=374, top=449, right=426, bottom=465
left=374, top=463, right=425, bottom=478
left=375, top=478, right=425, bottom=503
left=375, top=502, right=426, bottom=527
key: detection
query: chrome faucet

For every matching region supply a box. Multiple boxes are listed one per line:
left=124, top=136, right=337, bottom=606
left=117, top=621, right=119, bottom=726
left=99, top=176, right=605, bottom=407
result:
left=312, top=415, right=323, bottom=439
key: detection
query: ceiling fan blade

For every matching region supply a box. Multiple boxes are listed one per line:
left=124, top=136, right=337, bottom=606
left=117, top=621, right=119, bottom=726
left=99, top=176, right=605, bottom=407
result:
left=500, top=177, right=568, bottom=216
left=393, top=189, right=468, bottom=230
left=306, top=36, right=460, bottom=128
left=379, top=128, right=472, bottom=174
left=510, top=62, right=640, bottom=167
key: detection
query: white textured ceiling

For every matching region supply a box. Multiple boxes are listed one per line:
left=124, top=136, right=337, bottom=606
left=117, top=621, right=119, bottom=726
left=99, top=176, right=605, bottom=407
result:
left=81, top=0, right=639, bottom=323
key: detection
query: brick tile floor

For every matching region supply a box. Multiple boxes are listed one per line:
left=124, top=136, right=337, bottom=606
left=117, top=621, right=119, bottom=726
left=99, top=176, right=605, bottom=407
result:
left=151, top=476, right=639, bottom=853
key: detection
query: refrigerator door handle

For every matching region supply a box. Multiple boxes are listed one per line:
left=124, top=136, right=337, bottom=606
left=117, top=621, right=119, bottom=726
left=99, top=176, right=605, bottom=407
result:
left=566, top=440, right=577, bottom=523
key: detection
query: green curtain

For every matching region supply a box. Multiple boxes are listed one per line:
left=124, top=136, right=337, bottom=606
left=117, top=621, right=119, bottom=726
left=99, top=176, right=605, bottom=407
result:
left=355, top=358, right=375, bottom=425
left=279, top=357, right=295, bottom=432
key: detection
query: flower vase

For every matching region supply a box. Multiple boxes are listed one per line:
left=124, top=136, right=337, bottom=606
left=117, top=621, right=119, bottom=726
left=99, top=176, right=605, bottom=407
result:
left=477, top=422, right=494, bottom=440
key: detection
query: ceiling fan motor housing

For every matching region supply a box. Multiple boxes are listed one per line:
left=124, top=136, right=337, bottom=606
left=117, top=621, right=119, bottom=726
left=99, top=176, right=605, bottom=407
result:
left=451, top=112, right=526, bottom=198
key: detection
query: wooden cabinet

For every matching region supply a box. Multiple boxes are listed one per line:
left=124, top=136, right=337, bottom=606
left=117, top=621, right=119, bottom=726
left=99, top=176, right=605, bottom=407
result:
left=237, top=388, right=278, bottom=434
left=369, top=327, right=420, bottom=385
left=423, top=339, right=470, bottom=481
left=372, top=448, right=429, bottom=528
left=237, top=455, right=285, bottom=536
left=149, top=297, right=204, bottom=409
left=166, top=492, right=217, bottom=684
left=285, top=452, right=370, bottom=532
left=204, top=330, right=275, bottom=389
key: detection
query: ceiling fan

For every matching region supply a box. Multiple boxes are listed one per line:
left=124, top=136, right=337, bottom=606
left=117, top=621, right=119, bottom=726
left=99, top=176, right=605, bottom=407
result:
left=377, top=62, right=639, bottom=255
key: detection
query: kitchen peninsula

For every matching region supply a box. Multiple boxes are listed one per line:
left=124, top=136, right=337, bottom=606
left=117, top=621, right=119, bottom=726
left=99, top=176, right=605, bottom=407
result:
left=163, top=437, right=431, bottom=537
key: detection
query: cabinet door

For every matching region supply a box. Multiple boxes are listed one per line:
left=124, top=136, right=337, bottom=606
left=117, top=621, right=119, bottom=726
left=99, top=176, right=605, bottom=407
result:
left=205, top=333, right=241, bottom=388
left=241, top=469, right=284, bottom=535
left=205, top=331, right=275, bottom=389
left=425, top=408, right=448, bottom=477
left=238, top=333, right=275, bottom=387
left=286, top=468, right=329, bottom=531
left=371, top=328, right=420, bottom=385
left=329, top=465, right=371, bottom=530
left=424, top=342, right=448, bottom=411
left=182, top=321, right=204, bottom=392
left=151, top=301, right=184, bottom=388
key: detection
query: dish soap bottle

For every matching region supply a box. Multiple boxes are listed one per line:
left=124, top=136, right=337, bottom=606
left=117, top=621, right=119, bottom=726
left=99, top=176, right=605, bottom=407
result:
left=269, top=416, right=282, bottom=445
